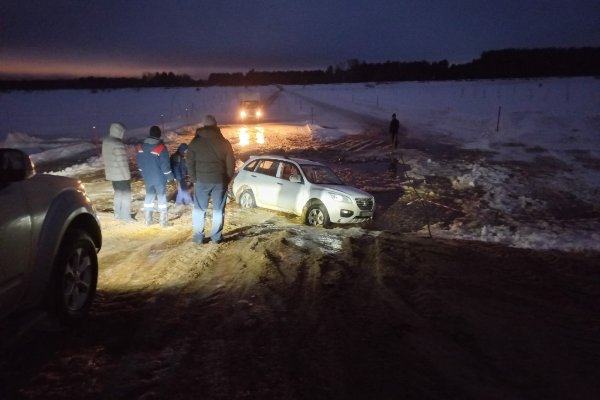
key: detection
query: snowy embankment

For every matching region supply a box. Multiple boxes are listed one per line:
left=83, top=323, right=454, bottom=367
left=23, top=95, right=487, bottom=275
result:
left=283, top=78, right=600, bottom=251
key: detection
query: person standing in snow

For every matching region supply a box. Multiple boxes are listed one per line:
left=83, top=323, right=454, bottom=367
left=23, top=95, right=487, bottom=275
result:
left=102, top=122, right=134, bottom=222
left=136, top=125, right=175, bottom=227
left=170, top=143, right=192, bottom=205
left=389, top=113, right=400, bottom=149
left=186, top=115, right=235, bottom=244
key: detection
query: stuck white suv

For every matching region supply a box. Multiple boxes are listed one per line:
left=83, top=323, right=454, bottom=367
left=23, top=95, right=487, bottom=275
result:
left=232, top=155, right=375, bottom=226
left=0, top=148, right=102, bottom=327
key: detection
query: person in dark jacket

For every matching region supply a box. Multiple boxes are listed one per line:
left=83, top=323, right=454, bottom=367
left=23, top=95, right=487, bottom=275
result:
left=186, top=115, right=235, bottom=244
left=102, top=122, right=134, bottom=222
left=389, top=113, right=400, bottom=149
left=136, top=125, right=175, bottom=227
left=170, top=143, right=192, bottom=205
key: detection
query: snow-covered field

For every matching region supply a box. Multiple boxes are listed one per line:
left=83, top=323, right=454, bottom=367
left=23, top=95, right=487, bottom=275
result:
left=2, top=78, right=600, bottom=399
left=1, top=77, right=599, bottom=251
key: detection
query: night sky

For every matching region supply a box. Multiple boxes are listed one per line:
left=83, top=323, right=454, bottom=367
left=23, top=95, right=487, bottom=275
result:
left=1, top=0, right=598, bottom=79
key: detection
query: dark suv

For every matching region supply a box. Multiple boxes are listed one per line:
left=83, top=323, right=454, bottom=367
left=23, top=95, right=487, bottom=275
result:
left=0, top=148, right=102, bottom=327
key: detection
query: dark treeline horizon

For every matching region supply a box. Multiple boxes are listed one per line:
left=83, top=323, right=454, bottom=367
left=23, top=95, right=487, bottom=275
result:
left=1, top=47, right=599, bottom=91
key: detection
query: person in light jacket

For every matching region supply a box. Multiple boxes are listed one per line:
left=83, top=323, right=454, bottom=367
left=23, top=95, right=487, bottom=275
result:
left=186, top=115, right=235, bottom=244
left=136, top=126, right=175, bottom=227
left=102, top=122, right=133, bottom=222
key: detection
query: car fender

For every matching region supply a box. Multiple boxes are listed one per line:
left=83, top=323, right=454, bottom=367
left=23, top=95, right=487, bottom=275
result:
left=301, top=198, right=325, bottom=216
left=21, top=188, right=101, bottom=309
left=306, top=187, right=334, bottom=209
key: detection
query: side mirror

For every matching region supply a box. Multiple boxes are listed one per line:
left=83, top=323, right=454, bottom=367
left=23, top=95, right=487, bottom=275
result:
left=0, top=148, right=35, bottom=183
left=289, top=174, right=302, bottom=183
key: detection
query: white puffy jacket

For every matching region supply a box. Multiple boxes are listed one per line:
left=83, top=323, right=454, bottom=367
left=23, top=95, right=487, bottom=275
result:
left=102, top=123, right=131, bottom=181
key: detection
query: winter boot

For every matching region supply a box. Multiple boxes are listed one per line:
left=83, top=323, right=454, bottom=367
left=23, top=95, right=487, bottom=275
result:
left=144, top=210, right=154, bottom=226
left=159, top=211, right=171, bottom=227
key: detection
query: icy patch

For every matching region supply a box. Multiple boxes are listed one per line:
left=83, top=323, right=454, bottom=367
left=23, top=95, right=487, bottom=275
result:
left=49, top=156, right=104, bottom=177
left=310, top=124, right=362, bottom=142
left=29, top=142, right=96, bottom=165
left=2, top=131, right=44, bottom=147
left=430, top=220, right=600, bottom=251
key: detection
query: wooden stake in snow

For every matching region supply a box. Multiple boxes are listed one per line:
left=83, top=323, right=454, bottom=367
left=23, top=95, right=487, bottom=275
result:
left=496, top=105, right=502, bottom=132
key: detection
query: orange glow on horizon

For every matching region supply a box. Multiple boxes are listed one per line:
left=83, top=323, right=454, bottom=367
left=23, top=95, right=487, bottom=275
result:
left=0, top=56, right=210, bottom=79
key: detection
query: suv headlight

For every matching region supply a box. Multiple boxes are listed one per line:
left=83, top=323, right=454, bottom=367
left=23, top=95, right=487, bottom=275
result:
left=328, top=191, right=352, bottom=203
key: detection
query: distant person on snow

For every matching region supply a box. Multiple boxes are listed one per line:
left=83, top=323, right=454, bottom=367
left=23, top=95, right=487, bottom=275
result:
left=136, top=125, right=175, bottom=227
left=186, top=115, right=235, bottom=244
left=170, top=143, right=193, bottom=205
left=102, top=122, right=134, bottom=222
left=389, top=113, right=400, bottom=149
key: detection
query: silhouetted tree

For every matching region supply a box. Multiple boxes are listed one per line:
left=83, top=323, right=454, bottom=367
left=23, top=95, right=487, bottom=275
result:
left=1, top=47, right=598, bottom=91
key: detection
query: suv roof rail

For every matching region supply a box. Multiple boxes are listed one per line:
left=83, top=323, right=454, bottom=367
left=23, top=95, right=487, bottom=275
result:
left=249, top=154, right=289, bottom=160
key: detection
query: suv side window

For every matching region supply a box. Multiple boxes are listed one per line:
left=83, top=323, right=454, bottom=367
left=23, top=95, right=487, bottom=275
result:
left=244, top=159, right=259, bottom=171
left=281, top=162, right=300, bottom=181
left=256, top=160, right=279, bottom=177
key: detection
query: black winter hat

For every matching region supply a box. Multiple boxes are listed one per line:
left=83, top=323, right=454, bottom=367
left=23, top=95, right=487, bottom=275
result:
left=149, top=125, right=162, bottom=138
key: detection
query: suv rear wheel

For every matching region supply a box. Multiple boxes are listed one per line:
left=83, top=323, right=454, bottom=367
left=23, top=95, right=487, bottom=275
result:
left=239, top=189, right=256, bottom=208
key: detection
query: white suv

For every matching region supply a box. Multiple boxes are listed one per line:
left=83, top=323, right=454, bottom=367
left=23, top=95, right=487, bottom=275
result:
left=232, top=155, right=375, bottom=226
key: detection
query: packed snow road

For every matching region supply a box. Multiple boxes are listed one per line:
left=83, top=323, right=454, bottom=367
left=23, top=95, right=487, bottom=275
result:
left=2, top=121, right=600, bottom=400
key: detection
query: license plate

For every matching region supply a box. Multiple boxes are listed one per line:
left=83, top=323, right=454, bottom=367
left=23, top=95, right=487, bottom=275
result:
left=359, top=211, right=373, bottom=217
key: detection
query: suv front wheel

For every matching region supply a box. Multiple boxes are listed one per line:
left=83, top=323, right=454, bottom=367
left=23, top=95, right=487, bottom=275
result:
left=48, top=229, right=98, bottom=325
left=305, top=202, right=331, bottom=227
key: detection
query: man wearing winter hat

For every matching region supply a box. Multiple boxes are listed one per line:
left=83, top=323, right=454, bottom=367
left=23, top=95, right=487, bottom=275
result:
left=136, top=125, right=175, bottom=227
left=102, top=122, right=134, bottom=222
left=186, top=115, right=235, bottom=244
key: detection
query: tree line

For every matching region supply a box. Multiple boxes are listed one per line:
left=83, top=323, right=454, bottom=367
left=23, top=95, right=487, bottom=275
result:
left=1, top=47, right=598, bottom=91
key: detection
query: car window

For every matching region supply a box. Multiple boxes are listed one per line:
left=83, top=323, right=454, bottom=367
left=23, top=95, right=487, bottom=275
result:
left=256, top=160, right=279, bottom=177
left=244, top=159, right=259, bottom=172
left=301, top=164, right=344, bottom=184
left=1, top=149, right=28, bottom=182
left=1, top=149, right=24, bottom=171
left=281, top=162, right=301, bottom=181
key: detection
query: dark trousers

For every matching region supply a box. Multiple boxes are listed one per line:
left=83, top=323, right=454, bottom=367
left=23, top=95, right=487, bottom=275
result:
left=112, top=180, right=132, bottom=220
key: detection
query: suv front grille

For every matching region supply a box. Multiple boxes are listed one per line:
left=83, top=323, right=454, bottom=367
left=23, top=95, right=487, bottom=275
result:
left=355, top=197, right=374, bottom=210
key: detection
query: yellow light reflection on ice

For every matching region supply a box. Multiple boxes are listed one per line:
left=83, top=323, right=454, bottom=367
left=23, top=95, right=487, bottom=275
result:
left=237, top=126, right=266, bottom=146
left=238, top=127, right=250, bottom=146
left=256, top=126, right=265, bottom=144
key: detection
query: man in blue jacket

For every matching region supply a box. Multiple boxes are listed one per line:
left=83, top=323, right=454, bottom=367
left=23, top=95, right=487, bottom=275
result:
left=136, top=126, right=175, bottom=227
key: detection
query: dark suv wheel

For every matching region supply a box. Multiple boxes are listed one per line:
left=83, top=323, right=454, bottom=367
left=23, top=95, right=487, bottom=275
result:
left=49, top=229, right=98, bottom=325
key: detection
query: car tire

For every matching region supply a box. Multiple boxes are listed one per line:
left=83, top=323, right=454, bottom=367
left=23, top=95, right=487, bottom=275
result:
left=48, top=229, right=98, bottom=325
left=239, top=189, right=256, bottom=208
left=305, top=202, right=331, bottom=227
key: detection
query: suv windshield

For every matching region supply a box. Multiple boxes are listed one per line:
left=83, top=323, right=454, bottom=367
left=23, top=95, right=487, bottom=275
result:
left=241, top=100, right=259, bottom=109
left=301, top=164, right=344, bottom=185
